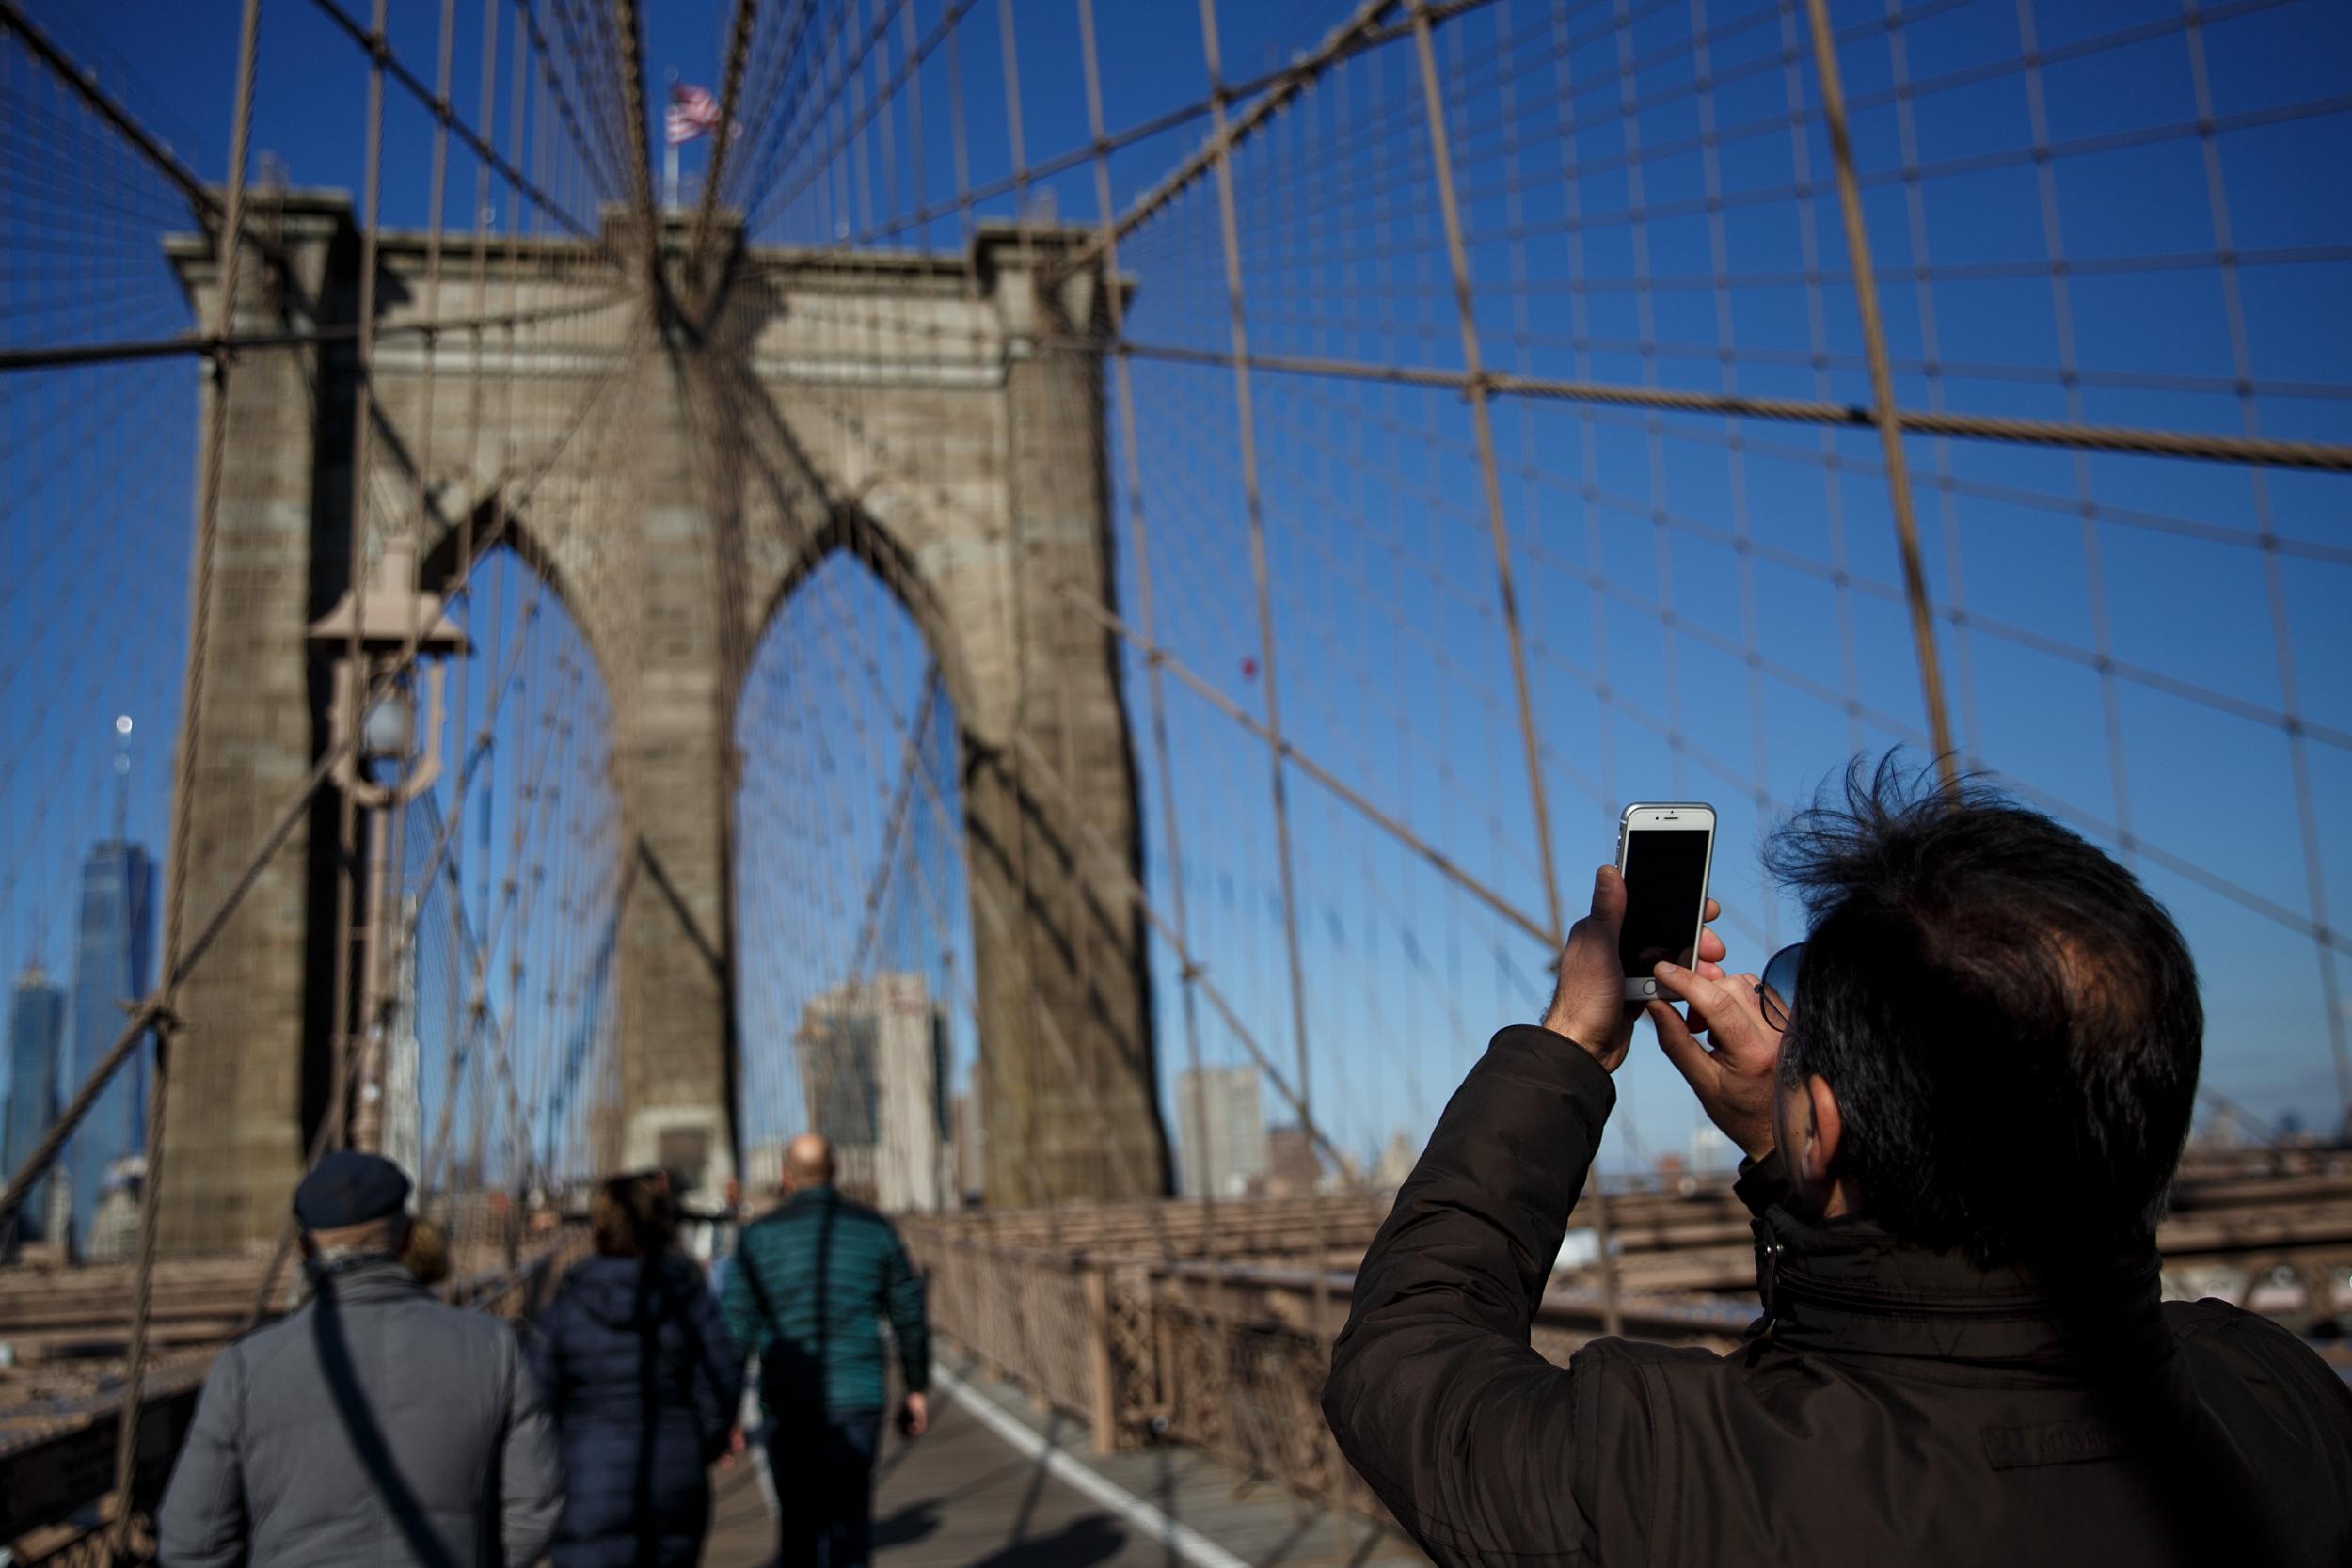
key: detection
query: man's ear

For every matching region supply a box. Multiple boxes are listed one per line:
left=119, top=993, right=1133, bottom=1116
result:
left=1802, top=1073, right=1844, bottom=1186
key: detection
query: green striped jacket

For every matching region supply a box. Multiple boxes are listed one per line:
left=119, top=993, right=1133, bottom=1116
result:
left=719, top=1185, right=930, bottom=1417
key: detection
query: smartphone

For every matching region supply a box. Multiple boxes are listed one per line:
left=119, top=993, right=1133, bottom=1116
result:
left=1615, top=802, right=1717, bottom=1001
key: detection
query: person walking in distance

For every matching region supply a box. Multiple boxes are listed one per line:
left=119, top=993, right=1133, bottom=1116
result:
left=721, top=1132, right=930, bottom=1568
left=155, top=1151, right=562, bottom=1568
left=531, top=1172, right=744, bottom=1568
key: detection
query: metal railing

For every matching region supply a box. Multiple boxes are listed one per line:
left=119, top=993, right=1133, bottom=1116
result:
left=901, top=1203, right=1745, bottom=1514
left=905, top=1167, right=2352, bottom=1514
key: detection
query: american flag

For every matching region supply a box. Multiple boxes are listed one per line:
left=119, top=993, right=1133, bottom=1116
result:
left=665, top=82, right=721, bottom=147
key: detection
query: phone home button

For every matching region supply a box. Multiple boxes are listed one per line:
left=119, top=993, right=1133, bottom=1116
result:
left=1636, top=978, right=1658, bottom=998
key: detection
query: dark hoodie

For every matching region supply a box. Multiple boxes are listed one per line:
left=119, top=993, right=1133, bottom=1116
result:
left=529, top=1251, right=744, bottom=1568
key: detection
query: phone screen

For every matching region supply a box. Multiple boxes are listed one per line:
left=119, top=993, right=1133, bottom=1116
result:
left=1619, top=827, right=1712, bottom=978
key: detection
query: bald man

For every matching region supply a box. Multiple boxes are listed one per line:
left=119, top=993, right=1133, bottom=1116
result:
left=721, top=1133, right=930, bottom=1568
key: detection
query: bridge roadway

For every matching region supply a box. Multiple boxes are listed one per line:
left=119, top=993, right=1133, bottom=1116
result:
left=701, top=1350, right=1424, bottom=1568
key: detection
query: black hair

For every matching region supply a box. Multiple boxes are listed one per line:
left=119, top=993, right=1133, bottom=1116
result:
left=1765, top=753, right=2202, bottom=1268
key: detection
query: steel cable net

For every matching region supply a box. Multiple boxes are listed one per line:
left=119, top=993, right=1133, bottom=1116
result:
left=715, top=0, right=2347, bottom=1167
left=694, top=0, right=2352, bottom=1500
left=735, top=592, right=966, bottom=1211
left=0, top=0, right=2348, bottom=1551
left=1098, top=0, right=2352, bottom=1167
left=2, top=0, right=640, bottom=1549
left=703, top=0, right=2349, bottom=1185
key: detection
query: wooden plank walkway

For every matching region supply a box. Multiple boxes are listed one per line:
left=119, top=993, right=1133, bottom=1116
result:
left=704, top=1352, right=1428, bottom=1568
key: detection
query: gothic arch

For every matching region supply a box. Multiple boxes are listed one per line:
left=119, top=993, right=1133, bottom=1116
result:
left=415, top=494, right=619, bottom=706
left=750, top=499, right=983, bottom=737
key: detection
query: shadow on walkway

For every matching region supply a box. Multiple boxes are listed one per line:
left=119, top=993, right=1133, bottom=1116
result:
left=701, top=1355, right=1427, bottom=1568
left=875, top=1500, right=944, bottom=1549
left=955, top=1516, right=1128, bottom=1568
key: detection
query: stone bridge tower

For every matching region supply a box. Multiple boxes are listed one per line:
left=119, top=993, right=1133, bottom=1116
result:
left=158, top=194, right=1168, bottom=1250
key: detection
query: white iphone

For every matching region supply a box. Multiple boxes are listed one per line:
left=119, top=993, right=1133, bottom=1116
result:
left=1615, top=802, right=1717, bottom=1001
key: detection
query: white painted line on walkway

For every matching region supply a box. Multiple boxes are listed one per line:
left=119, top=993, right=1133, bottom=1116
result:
left=932, top=1362, right=1256, bottom=1568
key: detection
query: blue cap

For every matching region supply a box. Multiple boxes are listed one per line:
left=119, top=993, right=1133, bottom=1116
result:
left=293, top=1151, right=412, bottom=1230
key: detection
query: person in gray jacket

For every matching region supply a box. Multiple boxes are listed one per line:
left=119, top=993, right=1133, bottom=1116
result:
left=156, top=1151, right=563, bottom=1568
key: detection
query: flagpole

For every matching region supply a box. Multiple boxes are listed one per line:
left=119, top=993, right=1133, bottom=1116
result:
left=664, top=67, right=680, bottom=211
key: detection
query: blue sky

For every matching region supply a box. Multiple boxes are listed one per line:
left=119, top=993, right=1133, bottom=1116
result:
left=4, top=0, right=2349, bottom=1184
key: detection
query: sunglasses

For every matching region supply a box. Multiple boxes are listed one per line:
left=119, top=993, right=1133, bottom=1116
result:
left=1755, top=942, right=1805, bottom=1032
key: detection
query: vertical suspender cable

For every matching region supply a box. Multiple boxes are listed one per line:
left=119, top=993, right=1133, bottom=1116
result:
left=333, top=0, right=393, bottom=1155
left=376, top=0, right=459, bottom=1191
left=1800, top=0, right=1957, bottom=791
left=613, top=0, right=660, bottom=282
left=1078, top=0, right=1235, bottom=1343
left=1407, top=0, right=1623, bottom=1338
left=102, top=0, right=266, bottom=1556
left=1196, top=0, right=1340, bottom=1522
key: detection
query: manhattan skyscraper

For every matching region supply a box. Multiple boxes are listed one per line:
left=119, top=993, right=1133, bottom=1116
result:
left=2, top=963, right=67, bottom=1247
left=67, top=838, right=155, bottom=1251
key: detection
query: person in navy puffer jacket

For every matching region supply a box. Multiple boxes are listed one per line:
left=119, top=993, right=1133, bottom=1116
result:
left=531, top=1172, right=745, bottom=1568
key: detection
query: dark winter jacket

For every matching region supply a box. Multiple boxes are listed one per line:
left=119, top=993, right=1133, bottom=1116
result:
left=155, top=1256, right=561, bottom=1568
left=721, top=1185, right=928, bottom=1418
left=1325, top=1025, right=2352, bottom=1568
left=529, top=1251, right=744, bottom=1568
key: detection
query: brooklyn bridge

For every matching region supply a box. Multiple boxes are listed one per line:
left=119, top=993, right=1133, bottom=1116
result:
left=2, top=0, right=2349, bottom=1560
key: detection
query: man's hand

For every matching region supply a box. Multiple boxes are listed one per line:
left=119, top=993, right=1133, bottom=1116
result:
left=1648, top=960, right=1782, bottom=1161
left=718, top=1425, right=746, bottom=1469
left=1542, top=866, right=1724, bottom=1071
left=898, top=1391, right=929, bottom=1439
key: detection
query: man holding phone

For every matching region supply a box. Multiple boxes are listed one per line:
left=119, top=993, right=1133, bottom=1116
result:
left=1324, top=759, right=2352, bottom=1568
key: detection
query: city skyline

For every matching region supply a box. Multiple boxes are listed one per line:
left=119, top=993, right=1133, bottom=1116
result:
left=0, top=830, right=158, bottom=1257
left=1176, top=1064, right=1268, bottom=1200
left=0, top=962, right=65, bottom=1246
left=797, top=972, right=954, bottom=1212
left=66, top=838, right=155, bottom=1251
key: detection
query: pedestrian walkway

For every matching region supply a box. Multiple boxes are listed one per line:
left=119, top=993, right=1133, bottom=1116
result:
left=703, top=1351, right=1427, bottom=1568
